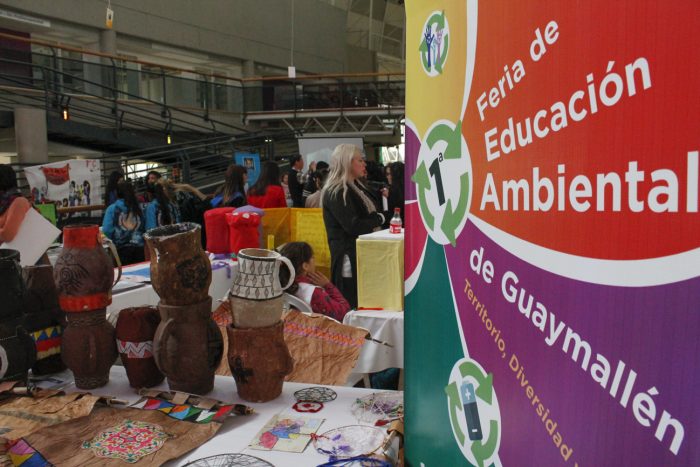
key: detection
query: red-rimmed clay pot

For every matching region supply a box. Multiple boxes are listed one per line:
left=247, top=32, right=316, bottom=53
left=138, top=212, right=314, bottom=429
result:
left=152, top=297, right=223, bottom=394
left=54, top=225, right=115, bottom=312
left=145, top=223, right=211, bottom=306
left=227, top=321, right=293, bottom=402
left=61, top=309, right=116, bottom=389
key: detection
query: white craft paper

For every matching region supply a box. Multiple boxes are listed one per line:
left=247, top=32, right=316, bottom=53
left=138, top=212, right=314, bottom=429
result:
left=0, top=209, right=61, bottom=266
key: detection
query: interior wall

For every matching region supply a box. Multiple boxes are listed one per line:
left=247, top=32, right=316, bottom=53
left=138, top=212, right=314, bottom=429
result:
left=0, top=0, right=348, bottom=73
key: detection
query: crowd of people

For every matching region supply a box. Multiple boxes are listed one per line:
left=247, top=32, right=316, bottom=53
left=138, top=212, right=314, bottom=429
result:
left=93, top=146, right=404, bottom=319
left=0, top=145, right=402, bottom=368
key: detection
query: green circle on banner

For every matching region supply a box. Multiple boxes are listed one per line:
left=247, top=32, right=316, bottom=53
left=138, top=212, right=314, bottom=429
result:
left=445, top=357, right=501, bottom=466
left=413, top=120, right=472, bottom=246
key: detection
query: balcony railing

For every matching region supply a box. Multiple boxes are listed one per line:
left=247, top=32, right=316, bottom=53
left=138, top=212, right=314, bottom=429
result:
left=0, top=32, right=404, bottom=119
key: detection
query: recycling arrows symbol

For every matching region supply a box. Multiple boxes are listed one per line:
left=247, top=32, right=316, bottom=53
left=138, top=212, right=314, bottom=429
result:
left=419, top=10, right=449, bottom=74
left=411, top=120, right=470, bottom=246
left=445, top=360, right=498, bottom=467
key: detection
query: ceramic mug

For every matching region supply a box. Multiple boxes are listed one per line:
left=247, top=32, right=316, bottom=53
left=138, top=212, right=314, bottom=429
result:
left=230, top=248, right=295, bottom=300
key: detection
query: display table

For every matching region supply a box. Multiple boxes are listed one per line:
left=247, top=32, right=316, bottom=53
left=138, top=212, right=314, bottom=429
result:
left=356, top=229, right=404, bottom=310
left=46, top=366, right=399, bottom=466
left=344, top=310, right=404, bottom=375
left=107, top=258, right=236, bottom=319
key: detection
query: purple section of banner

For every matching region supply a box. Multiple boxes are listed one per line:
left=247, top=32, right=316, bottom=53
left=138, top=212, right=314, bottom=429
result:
left=445, top=220, right=700, bottom=466
left=405, top=126, right=419, bottom=201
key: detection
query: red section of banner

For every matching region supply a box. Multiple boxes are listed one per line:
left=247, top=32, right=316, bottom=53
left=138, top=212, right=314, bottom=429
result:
left=41, top=164, right=70, bottom=185
left=464, top=1, right=699, bottom=260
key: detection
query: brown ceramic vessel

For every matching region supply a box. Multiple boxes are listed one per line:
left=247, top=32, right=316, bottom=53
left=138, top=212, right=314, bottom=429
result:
left=116, top=306, right=164, bottom=388
left=227, top=321, right=293, bottom=402
left=62, top=309, right=117, bottom=389
left=145, top=223, right=212, bottom=306
left=153, top=297, right=223, bottom=394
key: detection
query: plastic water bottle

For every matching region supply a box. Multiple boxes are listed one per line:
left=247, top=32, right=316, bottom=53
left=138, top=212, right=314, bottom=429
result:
left=390, top=208, right=402, bottom=234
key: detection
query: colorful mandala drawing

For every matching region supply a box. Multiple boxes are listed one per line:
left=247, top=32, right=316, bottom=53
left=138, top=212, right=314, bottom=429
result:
left=82, top=419, right=170, bottom=464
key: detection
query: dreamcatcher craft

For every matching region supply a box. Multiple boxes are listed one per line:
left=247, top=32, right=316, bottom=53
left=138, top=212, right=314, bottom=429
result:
left=182, top=453, right=274, bottom=466
left=351, top=392, right=403, bottom=424
left=312, top=425, right=386, bottom=460
left=293, top=386, right=337, bottom=403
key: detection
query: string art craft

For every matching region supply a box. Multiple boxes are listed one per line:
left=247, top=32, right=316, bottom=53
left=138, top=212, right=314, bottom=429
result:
left=312, top=425, right=386, bottom=460
left=317, top=456, right=392, bottom=467
left=294, top=386, right=338, bottom=403
left=351, top=392, right=403, bottom=424
left=183, top=453, right=274, bottom=466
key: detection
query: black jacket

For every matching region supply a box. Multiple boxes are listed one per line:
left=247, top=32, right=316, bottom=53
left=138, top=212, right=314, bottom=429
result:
left=322, top=181, right=386, bottom=306
left=288, top=169, right=304, bottom=207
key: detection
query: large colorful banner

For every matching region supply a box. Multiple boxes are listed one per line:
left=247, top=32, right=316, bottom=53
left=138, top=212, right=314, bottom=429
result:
left=24, top=159, right=102, bottom=209
left=404, top=1, right=699, bottom=466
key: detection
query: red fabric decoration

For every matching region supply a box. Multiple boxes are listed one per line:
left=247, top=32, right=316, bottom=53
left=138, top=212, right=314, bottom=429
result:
left=226, top=211, right=261, bottom=255
left=204, top=207, right=235, bottom=253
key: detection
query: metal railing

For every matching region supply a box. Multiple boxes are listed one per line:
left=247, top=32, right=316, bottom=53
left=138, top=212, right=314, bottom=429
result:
left=0, top=32, right=404, bottom=119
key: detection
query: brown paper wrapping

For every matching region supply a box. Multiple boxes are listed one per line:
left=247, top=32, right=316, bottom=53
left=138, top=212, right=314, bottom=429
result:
left=10, top=406, right=220, bottom=466
left=282, top=310, right=368, bottom=386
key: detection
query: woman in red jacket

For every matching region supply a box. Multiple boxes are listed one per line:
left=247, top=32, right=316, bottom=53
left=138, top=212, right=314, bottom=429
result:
left=246, top=161, right=287, bottom=208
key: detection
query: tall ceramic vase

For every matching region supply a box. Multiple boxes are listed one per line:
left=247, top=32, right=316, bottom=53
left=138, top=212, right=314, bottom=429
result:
left=145, top=223, right=211, bottom=306
left=152, top=298, right=223, bottom=394
left=55, top=225, right=118, bottom=389
left=62, top=309, right=116, bottom=389
left=145, top=223, right=223, bottom=394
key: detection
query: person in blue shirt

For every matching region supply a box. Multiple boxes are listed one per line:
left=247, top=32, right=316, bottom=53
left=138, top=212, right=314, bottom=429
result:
left=102, top=180, right=145, bottom=265
left=145, top=179, right=180, bottom=231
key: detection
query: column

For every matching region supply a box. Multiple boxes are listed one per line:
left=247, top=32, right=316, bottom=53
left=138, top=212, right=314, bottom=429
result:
left=14, top=107, right=48, bottom=164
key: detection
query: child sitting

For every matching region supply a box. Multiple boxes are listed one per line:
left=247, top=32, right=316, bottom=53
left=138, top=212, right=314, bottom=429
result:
left=278, top=242, right=351, bottom=321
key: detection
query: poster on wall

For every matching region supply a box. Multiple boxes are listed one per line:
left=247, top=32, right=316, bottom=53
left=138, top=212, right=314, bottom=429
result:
left=404, top=1, right=699, bottom=466
left=234, top=152, right=261, bottom=186
left=24, top=159, right=102, bottom=210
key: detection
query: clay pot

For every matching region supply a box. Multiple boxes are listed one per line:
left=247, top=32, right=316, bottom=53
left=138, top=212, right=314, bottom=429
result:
left=153, top=298, right=223, bottom=394
left=62, top=309, right=117, bottom=389
left=0, top=249, right=24, bottom=321
left=227, top=321, right=293, bottom=402
left=54, top=225, right=114, bottom=312
left=230, top=248, right=295, bottom=300
left=229, top=294, right=284, bottom=328
left=145, top=223, right=211, bottom=306
left=115, top=306, right=164, bottom=388
left=0, top=326, right=36, bottom=382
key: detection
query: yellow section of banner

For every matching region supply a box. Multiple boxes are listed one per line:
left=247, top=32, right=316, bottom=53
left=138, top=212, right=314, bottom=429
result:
left=405, top=0, right=467, bottom=138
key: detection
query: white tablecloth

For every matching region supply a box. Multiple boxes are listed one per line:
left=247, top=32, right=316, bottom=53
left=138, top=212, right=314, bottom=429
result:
left=107, top=259, right=236, bottom=317
left=45, top=366, right=399, bottom=466
left=344, top=310, right=404, bottom=374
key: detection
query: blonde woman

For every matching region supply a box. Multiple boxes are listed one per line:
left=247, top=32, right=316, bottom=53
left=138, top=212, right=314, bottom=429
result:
left=321, top=144, right=388, bottom=308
